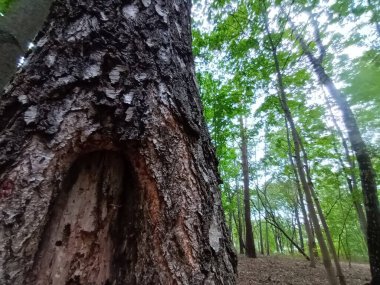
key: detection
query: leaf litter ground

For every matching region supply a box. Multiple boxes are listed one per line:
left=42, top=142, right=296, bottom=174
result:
left=238, top=255, right=371, bottom=284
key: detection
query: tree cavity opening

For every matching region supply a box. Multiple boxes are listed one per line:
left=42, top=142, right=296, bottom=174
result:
left=30, top=151, right=139, bottom=285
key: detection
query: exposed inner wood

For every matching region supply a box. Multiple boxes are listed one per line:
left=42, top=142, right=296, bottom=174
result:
left=31, top=151, right=137, bottom=285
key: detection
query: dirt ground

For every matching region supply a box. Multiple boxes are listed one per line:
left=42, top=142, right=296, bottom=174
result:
left=238, top=255, right=371, bottom=285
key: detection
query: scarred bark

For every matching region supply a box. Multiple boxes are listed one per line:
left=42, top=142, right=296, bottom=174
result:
left=0, top=0, right=237, bottom=284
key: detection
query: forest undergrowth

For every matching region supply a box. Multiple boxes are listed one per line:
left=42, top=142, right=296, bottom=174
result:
left=238, top=255, right=371, bottom=285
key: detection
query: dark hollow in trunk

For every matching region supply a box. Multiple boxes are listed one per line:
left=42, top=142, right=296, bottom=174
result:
left=30, top=151, right=139, bottom=284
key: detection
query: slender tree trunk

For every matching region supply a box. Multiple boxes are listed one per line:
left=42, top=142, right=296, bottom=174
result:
left=278, top=232, right=284, bottom=253
left=295, top=201, right=304, bottom=251
left=309, top=218, right=319, bottom=259
left=258, top=198, right=264, bottom=255
left=285, top=110, right=337, bottom=285
left=259, top=217, right=264, bottom=255
left=229, top=211, right=234, bottom=241
left=337, top=149, right=369, bottom=241
left=254, top=146, right=264, bottom=255
left=265, top=216, right=270, bottom=255
left=233, top=212, right=245, bottom=254
left=289, top=16, right=380, bottom=282
left=0, top=1, right=237, bottom=284
left=290, top=218, right=296, bottom=254
left=263, top=126, right=270, bottom=256
left=227, top=192, right=234, bottom=243
left=285, top=121, right=315, bottom=266
left=273, top=228, right=280, bottom=253
left=236, top=184, right=245, bottom=254
left=325, top=96, right=368, bottom=240
left=298, top=141, right=346, bottom=285
left=239, top=116, right=257, bottom=258
left=261, top=6, right=337, bottom=283
left=289, top=17, right=380, bottom=283
left=308, top=179, right=347, bottom=285
left=337, top=150, right=368, bottom=241
left=257, top=188, right=309, bottom=260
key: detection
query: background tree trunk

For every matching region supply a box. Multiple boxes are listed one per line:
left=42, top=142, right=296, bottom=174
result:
left=289, top=17, right=380, bottom=283
left=236, top=185, right=245, bottom=254
left=286, top=119, right=316, bottom=267
left=262, top=5, right=336, bottom=282
left=240, top=116, right=257, bottom=258
left=294, top=200, right=304, bottom=252
left=300, top=143, right=346, bottom=284
left=326, top=96, right=367, bottom=241
left=0, top=0, right=237, bottom=284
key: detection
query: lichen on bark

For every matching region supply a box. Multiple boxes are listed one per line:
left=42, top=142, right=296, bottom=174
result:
left=0, top=0, right=237, bottom=284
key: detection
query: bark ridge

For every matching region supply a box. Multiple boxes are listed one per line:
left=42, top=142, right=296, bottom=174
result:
left=0, top=0, right=237, bottom=284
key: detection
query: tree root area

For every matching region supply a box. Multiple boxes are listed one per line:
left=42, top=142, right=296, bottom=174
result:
left=238, top=255, right=370, bottom=284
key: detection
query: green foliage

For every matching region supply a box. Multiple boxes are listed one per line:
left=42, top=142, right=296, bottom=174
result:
left=344, top=51, right=380, bottom=105
left=343, top=51, right=380, bottom=144
left=193, top=0, right=374, bottom=261
left=0, top=0, right=15, bottom=13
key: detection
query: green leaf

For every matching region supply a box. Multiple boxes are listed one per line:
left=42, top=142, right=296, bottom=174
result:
left=0, top=0, right=15, bottom=13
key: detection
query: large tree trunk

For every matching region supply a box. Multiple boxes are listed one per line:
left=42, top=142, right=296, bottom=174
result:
left=0, top=0, right=237, bottom=284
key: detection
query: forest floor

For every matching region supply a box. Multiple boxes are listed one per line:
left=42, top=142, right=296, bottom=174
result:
left=237, top=254, right=371, bottom=285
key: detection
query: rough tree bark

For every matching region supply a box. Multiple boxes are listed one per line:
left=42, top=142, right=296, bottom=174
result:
left=0, top=0, right=237, bottom=284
